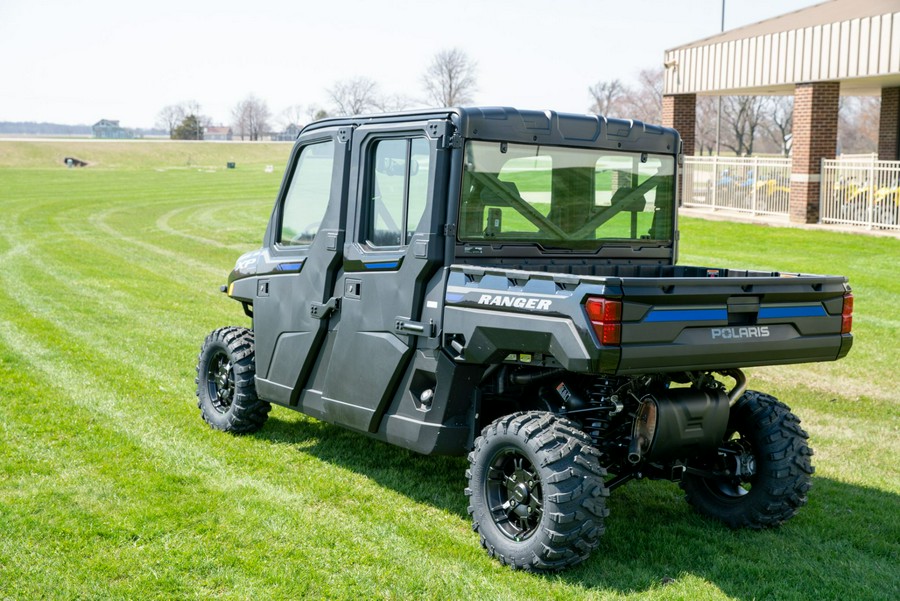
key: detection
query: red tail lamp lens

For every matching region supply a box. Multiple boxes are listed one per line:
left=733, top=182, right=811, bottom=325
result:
left=585, top=298, right=622, bottom=346
left=841, top=293, right=853, bottom=334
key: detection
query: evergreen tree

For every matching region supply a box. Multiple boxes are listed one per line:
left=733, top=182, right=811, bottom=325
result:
left=172, top=114, right=203, bottom=140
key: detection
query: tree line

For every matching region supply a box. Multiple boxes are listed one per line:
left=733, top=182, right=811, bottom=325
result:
left=156, top=48, right=477, bottom=141
left=157, top=48, right=881, bottom=155
left=588, top=69, right=881, bottom=156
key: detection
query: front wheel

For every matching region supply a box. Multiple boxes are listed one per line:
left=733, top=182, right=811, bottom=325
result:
left=466, top=412, right=609, bottom=571
left=195, top=327, right=270, bottom=434
left=681, top=391, right=814, bottom=528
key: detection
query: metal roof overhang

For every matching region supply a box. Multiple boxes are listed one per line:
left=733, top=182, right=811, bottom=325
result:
left=663, top=0, right=900, bottom=97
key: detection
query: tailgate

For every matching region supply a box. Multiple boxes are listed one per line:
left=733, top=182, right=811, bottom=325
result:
left=615, top=274, right=853, bottom=374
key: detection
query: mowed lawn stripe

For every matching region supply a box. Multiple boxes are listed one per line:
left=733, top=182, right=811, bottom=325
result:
left=0, top=293, right=531, bottom=600
left=154, top=204, right=264, bottom=252
left=0, top=171, right=590, bottom=599
left=0, top=320, right=591, bottom=599
left=1, top=148, right=897, bottom=600
left=679, top=218, right=900, bottom=403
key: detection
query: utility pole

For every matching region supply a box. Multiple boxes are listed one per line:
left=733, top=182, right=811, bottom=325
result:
left=715, top=0, right=725, bottom=155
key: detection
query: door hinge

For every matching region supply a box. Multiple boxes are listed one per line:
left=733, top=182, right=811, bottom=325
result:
left=310, top=297, right=340, bottom=319
left=427, top=120, right=461, bottom=150
left=443, top=224, right=457, bottom=237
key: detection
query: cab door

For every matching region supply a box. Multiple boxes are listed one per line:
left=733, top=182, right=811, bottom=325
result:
left=318, top=121, right=448, bottom=432
left=252, top=126, right=352, bottom=406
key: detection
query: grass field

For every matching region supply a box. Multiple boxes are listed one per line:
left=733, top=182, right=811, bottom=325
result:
left=0, top=141, right=897, bottom=600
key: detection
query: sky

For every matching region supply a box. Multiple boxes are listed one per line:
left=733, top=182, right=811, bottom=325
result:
left=0, top=0, right=827, bottom=128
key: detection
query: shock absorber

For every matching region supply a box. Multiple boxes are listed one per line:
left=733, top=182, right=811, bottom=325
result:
left=550, top=377, right=626, bottom=448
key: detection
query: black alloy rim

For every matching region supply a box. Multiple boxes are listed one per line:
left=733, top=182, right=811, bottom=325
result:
left=485, top=447, right=543, bottom=541
left=207, top=350, right=235, bottom=413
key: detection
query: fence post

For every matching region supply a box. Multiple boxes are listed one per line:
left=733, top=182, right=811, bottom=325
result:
left=750, top=156, right=758, bottom=214
left=711, top=155, right=718, bottom=210
left=868, top=159, right=876, bottom=230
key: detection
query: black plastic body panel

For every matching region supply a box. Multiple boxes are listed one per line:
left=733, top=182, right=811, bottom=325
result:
left=441, top=264, right=851, bottom=375
left=219, top=107, right=853, bottom=457
left=614, top=271, right=851, bottom=373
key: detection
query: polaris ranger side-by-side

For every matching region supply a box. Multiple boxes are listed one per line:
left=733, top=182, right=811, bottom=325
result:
left=196, top=107, right=853, bottom=571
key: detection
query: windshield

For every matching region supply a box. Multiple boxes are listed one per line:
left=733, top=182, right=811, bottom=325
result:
left=459, top=141, right=675, bottom=250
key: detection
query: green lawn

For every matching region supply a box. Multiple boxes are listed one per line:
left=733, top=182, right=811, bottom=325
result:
left=0, top=141, right=897, bottom=600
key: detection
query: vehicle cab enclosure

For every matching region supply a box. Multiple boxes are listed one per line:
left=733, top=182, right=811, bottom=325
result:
left=203, top=106, right=851, bottom=572
left=224, top=107, right=852, bottom=456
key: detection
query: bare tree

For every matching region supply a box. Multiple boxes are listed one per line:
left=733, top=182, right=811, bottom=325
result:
left=695, top=96, right=718, bottom=155
left=765, top=96, right=793, bottom=156
left=588, top=79, right=625, bottom=116
left=422, top=48, right=478, bottom=107
left=838, top=96, right=880, bottom=154
left=328, top=77, right=380, bottom=116
left=722, top=96, right=766, bottom=155
left=372, top=93, right=415, bottom=113
left=157, top=100, right=204, bottom=138
left=232, top=94, right=271, bottom=141
left=855, top=96, right=881, bottom=152
left=156, top=105, right=183, bottom=137
left=624, top=68, right=663, bottom=123
left=278, top=104, right=307, bottom=131
left=306, top=105, right=328, bottom=122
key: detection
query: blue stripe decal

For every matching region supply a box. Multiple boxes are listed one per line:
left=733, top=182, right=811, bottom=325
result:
left=274, top=261, right=304, bottom=272
left=364, top=261, right=400, bottom=270
left=446, top=292, right=465, bottom=303
left=644, top=309, right=728, bottom=322
left=759, top=306, right=826, bottom=318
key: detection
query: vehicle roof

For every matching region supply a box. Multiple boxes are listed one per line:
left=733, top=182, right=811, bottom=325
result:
left=301, top=107, right=680, bottom=154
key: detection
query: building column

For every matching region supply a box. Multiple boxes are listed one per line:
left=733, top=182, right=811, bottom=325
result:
left=790, top=82, right=840, bottom=224
left=878, top=87, right=900, bottom=161
left=662, top=94, right=696, bottom=156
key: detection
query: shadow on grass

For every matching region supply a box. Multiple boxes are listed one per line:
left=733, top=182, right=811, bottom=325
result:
left=255, top=414, right=470, bottom=518
left=256, top=415, right=898, bottom=601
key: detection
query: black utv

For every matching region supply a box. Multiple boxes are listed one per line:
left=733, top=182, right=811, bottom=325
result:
left=196, top=107, right=853, bottom=571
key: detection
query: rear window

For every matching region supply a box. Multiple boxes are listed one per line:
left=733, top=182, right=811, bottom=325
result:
left=459, top=141, right=675, bottom=250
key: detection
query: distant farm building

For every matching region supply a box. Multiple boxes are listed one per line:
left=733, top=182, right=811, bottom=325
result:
left=205, top=126, right=233, bottom=141
left=92, top=119, right=134, bottom=139
left=274, top=124, right=302, bottom=141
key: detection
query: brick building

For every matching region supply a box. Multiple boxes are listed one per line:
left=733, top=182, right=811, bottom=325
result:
left=661, top=0, right=900, bottom=223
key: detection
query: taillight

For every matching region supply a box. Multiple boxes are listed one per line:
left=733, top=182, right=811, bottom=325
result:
left=841, top=292, right=853, bottom=334
left=585, top=297, right=622, bottom=346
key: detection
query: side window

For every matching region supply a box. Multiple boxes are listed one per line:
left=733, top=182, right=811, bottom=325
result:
left=406, top=138, right=430, bottom=239
left=367, top=137, right=430, bottom=247
left=279, top=140, right=336, bottom=246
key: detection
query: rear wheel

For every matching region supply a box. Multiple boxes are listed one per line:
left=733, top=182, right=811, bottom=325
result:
left=681, top=391, right=814, bottom=528
left=196, top=327, right=270, bottom=434
left=466, top=412, right=609, bottom=571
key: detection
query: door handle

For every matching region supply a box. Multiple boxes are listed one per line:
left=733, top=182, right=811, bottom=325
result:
left=394, top=318, right=435, bottom=337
